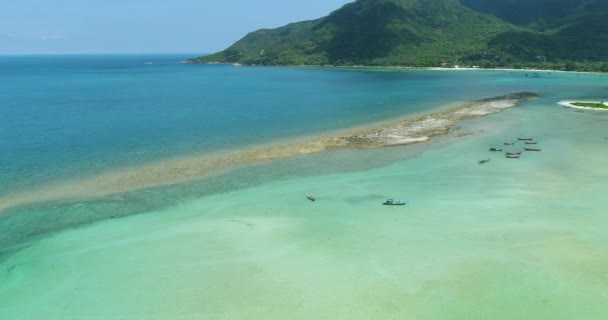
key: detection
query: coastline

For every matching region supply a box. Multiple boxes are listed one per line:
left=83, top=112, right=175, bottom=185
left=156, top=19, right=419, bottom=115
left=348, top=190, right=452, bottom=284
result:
left=558, top=100, right=608, bottom=111
left=188, top=60, right=608, bottom=76
left=0, top=92, right=538, bottom=213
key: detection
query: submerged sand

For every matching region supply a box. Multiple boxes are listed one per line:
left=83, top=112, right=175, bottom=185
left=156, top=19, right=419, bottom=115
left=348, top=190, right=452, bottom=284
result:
left=0, top=92, right=538, bottom=213
left=5, top=87, right=608, bottom=320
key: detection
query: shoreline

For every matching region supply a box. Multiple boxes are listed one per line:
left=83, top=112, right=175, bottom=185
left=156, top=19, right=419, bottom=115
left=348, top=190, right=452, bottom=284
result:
left=558, top=100, right=608, bottom=111
left=188, top=61, right=608, bottom=76
left=0, top=92, right=539, bottom=214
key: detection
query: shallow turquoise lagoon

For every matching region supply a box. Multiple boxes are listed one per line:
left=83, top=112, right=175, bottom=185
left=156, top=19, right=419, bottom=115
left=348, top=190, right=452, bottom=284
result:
left=1, top=56, right=608, bottom=319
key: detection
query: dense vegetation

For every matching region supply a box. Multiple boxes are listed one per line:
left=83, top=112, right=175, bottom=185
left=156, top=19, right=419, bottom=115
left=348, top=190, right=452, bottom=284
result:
left=459, top=0, right=595, bottom=29
left=572, top=102, right=608, bottom=109
left=190, top=0, right=608, bottom=71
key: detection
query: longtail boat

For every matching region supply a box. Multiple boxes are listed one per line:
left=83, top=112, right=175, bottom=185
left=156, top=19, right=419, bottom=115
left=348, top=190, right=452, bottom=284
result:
left=525, top=141, right=538, bottom=145
left=504, top=142, right=515, bottom=145
left=383, top=199, right=407, bottom=206
left=489, top=148, right=503, bottom=152
left=525, top=148, right=542, bottom=151
left=306, top=194, right=316, bottom=202
left=506, top=154, right=521, bottom=158
left=518, top=137, right=534, bottom=141
left=506, top=151, right=522, bottom=155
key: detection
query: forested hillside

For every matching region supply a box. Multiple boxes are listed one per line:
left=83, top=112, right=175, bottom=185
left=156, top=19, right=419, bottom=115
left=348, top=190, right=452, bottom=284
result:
left=191, top=0, right=608, bottom=71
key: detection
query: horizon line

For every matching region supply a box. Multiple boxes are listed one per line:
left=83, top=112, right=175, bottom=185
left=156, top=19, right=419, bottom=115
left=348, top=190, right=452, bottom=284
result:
left=0, top=52, right=210, bottom=56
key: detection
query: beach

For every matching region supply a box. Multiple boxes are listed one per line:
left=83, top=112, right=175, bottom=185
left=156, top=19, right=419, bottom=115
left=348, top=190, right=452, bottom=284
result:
left=558, top=100, right=608, bottom=111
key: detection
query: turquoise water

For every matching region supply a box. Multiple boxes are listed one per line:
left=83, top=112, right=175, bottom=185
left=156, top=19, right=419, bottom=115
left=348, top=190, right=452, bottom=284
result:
left=0, top=55, right=555, bottom=194
left=1, top=56, right=608, bottom=318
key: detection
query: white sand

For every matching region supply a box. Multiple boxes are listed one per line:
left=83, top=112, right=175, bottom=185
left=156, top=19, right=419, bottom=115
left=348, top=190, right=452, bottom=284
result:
left=558, top=100, right=608, bottom=111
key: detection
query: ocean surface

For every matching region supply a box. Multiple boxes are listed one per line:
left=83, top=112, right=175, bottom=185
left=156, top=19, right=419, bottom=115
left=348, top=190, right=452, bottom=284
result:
left=1, top=54, right=608, bottom=319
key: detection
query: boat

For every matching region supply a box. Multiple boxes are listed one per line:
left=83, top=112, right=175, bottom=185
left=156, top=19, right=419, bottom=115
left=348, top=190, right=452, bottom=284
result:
left=489, top=148, right=503, bottom=152
left=504, top=142, right=515, bottom=145
left=383, top=199, right=407, bottom=206
left=506, top=154, right=521, bottom=158
left=479, top=158, right=491, bottom=164
left=525, top=148, right=542, bottom=151
left=525, top=141, right=538, bottom=145
left=506, top=151, right=522, bottom=155
left=306, top=194, right=315, bottom=202
left=518, top=137, right=534, bottom=141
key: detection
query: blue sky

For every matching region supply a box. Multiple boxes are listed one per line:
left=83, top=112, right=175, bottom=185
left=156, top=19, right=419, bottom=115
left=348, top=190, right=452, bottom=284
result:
left=0, top=0, right=352, bottom=54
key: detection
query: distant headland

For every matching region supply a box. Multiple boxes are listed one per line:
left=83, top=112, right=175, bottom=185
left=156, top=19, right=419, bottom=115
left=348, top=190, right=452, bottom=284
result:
left=190, top=0, right=608, bottom=72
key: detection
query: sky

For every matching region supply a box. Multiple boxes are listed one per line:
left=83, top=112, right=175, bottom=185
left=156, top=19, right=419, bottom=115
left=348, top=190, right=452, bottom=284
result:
left=0, top=0, right=353, bottom=54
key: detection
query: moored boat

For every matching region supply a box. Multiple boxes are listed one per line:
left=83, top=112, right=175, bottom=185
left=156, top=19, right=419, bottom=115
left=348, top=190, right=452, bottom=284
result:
left=525, top=141, right=538, bottom=144
left=518, top=137, right=534, bottom=141
left=504, top=142, right=515, bottom=145
left=506, top=151, right=522, bottom=155
left=479, top=158, right=491, bottom=164
left=489, top=148, right=503, bottom=152
left=506, top=154, right=521, bottom=158
left=525, top=148, right=542, bottom=151
left=383, top=199, right=407, bottom=206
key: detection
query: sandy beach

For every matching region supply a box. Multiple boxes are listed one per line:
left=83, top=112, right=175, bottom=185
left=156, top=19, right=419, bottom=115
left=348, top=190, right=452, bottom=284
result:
left=558, top=100, right=608, bottom=111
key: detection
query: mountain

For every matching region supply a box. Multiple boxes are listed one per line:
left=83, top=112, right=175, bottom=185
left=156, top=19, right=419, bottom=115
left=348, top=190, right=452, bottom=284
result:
left=459, top=0, right=606, bottom=29
left=190, top=0, right=608, bottom=70
left=465, top=0, right=608, bottom=65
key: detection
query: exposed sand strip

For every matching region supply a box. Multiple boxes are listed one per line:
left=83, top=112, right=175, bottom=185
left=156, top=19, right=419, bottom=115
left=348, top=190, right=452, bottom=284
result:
left=0, top=92, right=538, bottom=213
left=558, top=100, right=608, bottom=111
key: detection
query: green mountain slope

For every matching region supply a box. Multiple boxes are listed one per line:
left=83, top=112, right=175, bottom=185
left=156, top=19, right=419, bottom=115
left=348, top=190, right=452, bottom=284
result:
left=463, top=0, right=608, bottom=67
left=191, top=0, right=608, bottom=70
left=459, top=0, right=608, bottom=28
left=460, top=0, right=594, bottom=28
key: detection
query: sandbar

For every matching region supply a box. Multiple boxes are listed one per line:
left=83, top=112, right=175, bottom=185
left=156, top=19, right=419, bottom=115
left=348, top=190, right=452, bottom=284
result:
left=0, top=92, right=539, bottom=213
left=558, top=100, right=608, bottom=111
